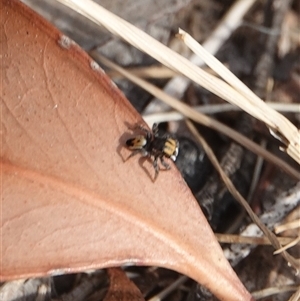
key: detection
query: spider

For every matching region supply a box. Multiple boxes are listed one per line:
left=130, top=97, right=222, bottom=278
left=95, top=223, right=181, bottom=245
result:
left=125, top=123, right=179, bottom=179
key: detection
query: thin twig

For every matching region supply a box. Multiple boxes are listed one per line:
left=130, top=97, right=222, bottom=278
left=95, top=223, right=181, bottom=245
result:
left=185, top=120, right=300, bottom=271
left=275, top=220, right=300, bottom=234
left=55, top=0, right=300, bottom=164
left=147, top=275, right=188, bottom=301
left=142, top=103, right=300, bottom=125
left=215, top=233, right=297, bottom=246
left=251, top=285, right=298, bottom=300
left=94, top=53, right=300, bottom=180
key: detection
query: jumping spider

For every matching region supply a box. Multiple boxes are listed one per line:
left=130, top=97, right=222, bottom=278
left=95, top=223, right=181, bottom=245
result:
left=125, top=123, right=179, bottom=179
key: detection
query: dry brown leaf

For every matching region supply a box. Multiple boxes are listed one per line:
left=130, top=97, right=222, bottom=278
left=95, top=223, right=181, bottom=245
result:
left=1, top=1, right=254, bottom=300
left=104, top=268, right=145, bottom=301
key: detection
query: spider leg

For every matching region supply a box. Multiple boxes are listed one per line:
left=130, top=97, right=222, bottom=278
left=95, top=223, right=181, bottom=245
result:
left=126, top=149, right=149, bottom=161
left=152, top=123, right=159, bottom=136
left=160, top=156, right=170, bottom=170
left=153, top=156, right=160, bottom=179
left=131, top=124, right=153, bottom=140
left=152, top=123, right=170, bottom=139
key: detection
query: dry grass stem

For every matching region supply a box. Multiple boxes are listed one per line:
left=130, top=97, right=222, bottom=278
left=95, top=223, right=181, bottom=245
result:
left=142, top=103, right=300, bottom=125
left=288, top=286, right=300, bottom=301
left=185, top=120, right=299, bottom=271
left=147, top=275, right=188, bottom=301
left=107, top=66, right=179, bottom=79
left=178, top=29, right=299, bottom=164
left=94, top=53, right=300, bottom=181
left=149, top=0, right=258, bottom=102
left=273, top=237, right=300, bottom=254
left=56, top=0, right=299, bottom=164
left=215, top=233, right=297, bottom=246
left=275, top=219, right=300, bottom=234
left=251, top=285, right=298, bottom=300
